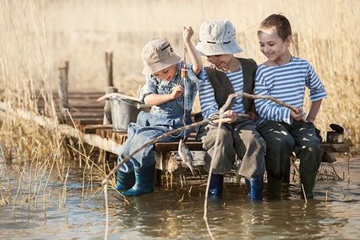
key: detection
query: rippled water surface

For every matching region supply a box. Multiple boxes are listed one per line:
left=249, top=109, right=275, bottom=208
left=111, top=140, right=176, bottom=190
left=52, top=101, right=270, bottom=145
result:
left=1, top=154, right=360, bottom=240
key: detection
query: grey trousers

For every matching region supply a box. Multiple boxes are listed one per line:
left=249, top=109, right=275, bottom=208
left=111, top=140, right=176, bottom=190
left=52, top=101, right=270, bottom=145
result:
left=197, top=118, right=266, bottom=179
left=257, top=120, right=322, bottom=181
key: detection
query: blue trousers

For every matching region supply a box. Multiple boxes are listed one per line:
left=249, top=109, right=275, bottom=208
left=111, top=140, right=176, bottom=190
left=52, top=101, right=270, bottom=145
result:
left=117, top=111, right=190, bottom=173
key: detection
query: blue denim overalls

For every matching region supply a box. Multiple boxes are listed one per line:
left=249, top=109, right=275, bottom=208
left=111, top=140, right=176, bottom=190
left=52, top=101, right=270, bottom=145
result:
left=117, top=62, right=199, bottom=173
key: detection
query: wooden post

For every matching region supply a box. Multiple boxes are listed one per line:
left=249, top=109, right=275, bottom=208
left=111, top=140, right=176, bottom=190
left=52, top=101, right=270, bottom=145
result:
left=58, top=60, right=69, bottom=122
left=103, top=51, right=118, bottom=125
left=104, top=51, right=118, bottom=162
left=105, top=51, right=114, bottom=87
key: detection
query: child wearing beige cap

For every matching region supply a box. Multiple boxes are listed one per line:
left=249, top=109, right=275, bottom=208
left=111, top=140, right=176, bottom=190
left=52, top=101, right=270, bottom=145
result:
left=195, top=20, right=266, bottom=201
left=116, top=27, right=202, bottom=197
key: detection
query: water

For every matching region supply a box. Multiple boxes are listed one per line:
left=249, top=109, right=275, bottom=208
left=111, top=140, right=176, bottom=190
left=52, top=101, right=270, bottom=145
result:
left=1, top=155, right=360, bottom=240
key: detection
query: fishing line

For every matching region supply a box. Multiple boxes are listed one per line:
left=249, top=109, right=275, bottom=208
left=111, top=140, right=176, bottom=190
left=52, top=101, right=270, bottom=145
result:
left=181, top=41, right=190, bottom=140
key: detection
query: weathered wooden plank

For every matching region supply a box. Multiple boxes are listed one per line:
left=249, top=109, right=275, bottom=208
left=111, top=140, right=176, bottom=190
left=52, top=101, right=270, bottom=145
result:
left=64, top=112, right=104, bottom=118
left=96, top=128, right=110, bottom=138
left=83, top=124, right=112, bottom=134
left=38, top=102, right=104, bottom=108
left=107, top=130, right=128, bottom=145
left=0, top=102, right=120, bottom=154
left=34, top=91, right=105, bottom=99
left=72, top=118, right=103, bottom=126
left=153, top=141, right=350, bottom=153
left=321, top=142, right=350, bottom=153
left=154, top=141, right=203, bottom=152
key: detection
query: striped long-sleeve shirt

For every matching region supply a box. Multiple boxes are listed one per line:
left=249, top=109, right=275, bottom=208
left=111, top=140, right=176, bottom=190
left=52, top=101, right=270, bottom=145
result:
left=199, top=68, right=245, bottom=119
left=254, top=57, right=327, bottom=125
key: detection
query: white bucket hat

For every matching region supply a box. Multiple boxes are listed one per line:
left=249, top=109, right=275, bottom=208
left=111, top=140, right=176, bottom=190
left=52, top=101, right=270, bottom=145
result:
left=141, top=38, right=181, bottom=76
left=196, top=20, right=243, bottom=56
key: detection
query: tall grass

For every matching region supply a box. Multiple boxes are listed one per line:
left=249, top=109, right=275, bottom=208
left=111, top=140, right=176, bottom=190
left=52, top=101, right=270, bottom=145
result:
left=0, top=1, right=359, bottom=143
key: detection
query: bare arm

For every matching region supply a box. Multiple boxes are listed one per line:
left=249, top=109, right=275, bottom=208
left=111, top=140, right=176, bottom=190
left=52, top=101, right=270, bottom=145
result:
left=144, top=85, right=184, bottom=105
left=306, top=99, right=322, bottom=122
left=183, top=26, right=202, bottom=75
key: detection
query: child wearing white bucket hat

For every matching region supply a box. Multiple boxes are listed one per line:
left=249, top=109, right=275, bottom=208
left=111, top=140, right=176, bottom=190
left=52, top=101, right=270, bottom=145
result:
left=195, top=20, right=266, bottom=201
left=115, top=27, right=202, bottom=197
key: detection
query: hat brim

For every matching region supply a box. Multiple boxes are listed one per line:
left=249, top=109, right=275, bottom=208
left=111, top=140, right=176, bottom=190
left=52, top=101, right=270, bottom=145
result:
left=195, top=41, right=243, bottom=56
left=142, top=54, right=181, bottom=76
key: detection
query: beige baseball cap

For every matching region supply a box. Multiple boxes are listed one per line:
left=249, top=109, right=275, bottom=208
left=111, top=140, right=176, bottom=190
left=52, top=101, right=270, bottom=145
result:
left=141, top=38, right=181, bottom=75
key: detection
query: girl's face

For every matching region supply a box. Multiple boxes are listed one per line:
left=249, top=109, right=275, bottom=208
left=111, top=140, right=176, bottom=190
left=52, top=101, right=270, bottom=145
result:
left=258, top=27, right=290, bottom=61
left=206, top=54, right=233, bottom=70
left=153, top=65, right=177, bottom=81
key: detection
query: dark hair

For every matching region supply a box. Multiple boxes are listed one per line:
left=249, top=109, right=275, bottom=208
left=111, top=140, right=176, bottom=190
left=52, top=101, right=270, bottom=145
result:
left=258, top=14, right=292, bottom=41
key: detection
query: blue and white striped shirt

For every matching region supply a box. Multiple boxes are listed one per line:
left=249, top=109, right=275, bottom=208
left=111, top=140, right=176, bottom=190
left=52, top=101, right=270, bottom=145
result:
left=254, top=57, right=327, bottom=125
left=199, top=68, right=245, bottom=119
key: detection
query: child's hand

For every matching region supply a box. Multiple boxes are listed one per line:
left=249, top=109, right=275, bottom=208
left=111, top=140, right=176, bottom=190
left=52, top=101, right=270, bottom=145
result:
left=290, top=107, right=305, bottom=121
left=183, top=26, right=194, bottom=43
left=223, top=110, right=237, bottom=123
left=248, top=112, right=259, bottom=122
left=170, top=85, right=184, bottom=99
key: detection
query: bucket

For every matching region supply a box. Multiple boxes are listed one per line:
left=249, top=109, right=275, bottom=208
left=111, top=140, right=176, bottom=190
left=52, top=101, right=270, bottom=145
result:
left=109, top=96, right=150, bottom=131
left=326, top=131, right=344, bottom=143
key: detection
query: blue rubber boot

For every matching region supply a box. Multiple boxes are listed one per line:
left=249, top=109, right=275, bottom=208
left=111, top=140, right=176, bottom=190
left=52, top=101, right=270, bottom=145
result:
left=245, top=177, right=263, bottom=201
left=122, top=165, right=155, bottom=197
left=208, top=173, right=224, bottom=197
left=115, top=170, right=135, bottom=191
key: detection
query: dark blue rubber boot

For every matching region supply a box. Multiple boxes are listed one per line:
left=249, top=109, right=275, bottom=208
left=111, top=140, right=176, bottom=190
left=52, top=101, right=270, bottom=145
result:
left=115, top=170, right=135, bottom=191
left=208, top=173, right=224, bottom=197
left=245, top=177, right=263, bottom=201
left=122, top=165, right=155, bottom=197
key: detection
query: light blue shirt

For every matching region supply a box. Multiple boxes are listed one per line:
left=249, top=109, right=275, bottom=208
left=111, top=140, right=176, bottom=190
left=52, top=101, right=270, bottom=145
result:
left=198, top=68, right=245, bottom=119
left=139, top=61, right=199, bottom=119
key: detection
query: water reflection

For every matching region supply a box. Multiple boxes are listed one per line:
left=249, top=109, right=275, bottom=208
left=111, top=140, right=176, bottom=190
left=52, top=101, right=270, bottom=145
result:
left=1, top=156, right=360, bottom=239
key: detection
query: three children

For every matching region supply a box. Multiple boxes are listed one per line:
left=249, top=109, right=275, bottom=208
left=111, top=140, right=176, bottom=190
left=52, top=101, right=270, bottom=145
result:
left=116, top=14, right=326, bottom=200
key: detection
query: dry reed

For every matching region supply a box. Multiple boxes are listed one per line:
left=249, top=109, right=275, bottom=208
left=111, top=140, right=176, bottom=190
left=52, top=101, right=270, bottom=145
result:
left=2, top=0, right=358, bottom=145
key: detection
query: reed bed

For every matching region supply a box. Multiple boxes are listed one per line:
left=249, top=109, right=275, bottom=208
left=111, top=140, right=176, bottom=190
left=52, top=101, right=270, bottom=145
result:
left=2, top=0, right=358, bottom=144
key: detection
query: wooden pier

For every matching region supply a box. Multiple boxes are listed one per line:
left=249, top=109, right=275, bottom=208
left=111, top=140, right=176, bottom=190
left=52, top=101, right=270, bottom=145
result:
left=0, top=55, right=354, bottom=185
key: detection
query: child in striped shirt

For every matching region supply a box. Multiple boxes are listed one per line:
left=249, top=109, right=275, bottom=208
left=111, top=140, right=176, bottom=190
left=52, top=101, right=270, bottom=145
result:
left=254, top=14, right=327, bottom=199
left=195, top=20, right=266, bottom=201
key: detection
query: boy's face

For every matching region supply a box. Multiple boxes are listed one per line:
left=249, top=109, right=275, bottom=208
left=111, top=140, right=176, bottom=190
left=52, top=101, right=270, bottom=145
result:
left=153, top=65, right=177, bottom=81
left=206, top=54, right=233, bottom=70
left=258, top=27, right=290, bottom=61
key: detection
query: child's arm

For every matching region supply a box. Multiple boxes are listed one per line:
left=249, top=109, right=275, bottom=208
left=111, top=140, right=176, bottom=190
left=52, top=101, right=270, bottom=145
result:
left=306, top=100, right=322, bottom=123
left=183, top=26, right=202, bottom=75
left=144, top=85, right=184, bottom=106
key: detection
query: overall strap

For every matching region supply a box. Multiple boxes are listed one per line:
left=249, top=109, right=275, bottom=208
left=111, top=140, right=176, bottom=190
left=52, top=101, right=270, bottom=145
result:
left=237, top=58, right=257, bottom=113
left=205, top=67, right=235, bottom=111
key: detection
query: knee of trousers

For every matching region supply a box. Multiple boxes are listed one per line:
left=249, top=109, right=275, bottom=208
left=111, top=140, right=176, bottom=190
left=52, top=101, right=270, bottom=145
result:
left=266, top=137, right=294, bottom=158
left=202, top=129, right=232, bottom=150
left=299, top=148, right=323, bottom=174
left=266, top=133, right=294, bottom=149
